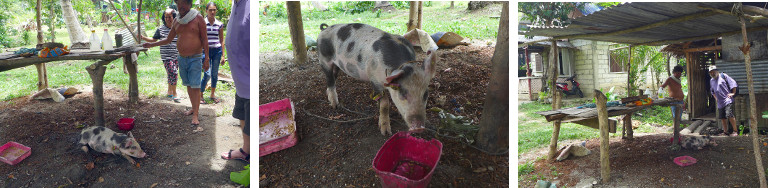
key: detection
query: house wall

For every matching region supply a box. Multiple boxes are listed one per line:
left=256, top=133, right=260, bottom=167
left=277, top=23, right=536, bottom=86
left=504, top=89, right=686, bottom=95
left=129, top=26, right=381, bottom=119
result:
left=572, top=39, right=627, bottom=98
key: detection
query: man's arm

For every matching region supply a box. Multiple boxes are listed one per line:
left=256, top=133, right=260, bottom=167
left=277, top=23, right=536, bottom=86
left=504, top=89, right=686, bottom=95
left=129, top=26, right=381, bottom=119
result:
left=143, top=22, right=177, bottom=48
left=660, top=77, right=671, bottom=88
left=219, top=24, right=226, bottom=65
left=199, top=16, right=210, bottom=71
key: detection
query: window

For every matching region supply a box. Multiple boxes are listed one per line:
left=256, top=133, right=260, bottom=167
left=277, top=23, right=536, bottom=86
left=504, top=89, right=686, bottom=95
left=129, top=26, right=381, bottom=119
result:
left=609, top=49, right=627, bottom=73
left=534, top=50, right=572, bottom=76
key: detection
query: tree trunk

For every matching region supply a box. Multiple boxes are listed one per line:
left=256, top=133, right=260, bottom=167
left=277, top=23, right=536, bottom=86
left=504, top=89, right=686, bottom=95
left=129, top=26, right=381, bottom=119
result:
left=50, top=0, right=55, bottom=42
left=475, top=2, right=508, bottom=154
left=417, top=1, right=423, bottom=30
left=286, top=1, right=307, bottom=65
left=36, top=0, right=43, bottom=44
left=739, top=14, right=768, bottom=188
left=546, top=39, right=561, bottom=161
left=61, top=0, right=88, bottom=43
left=407, top=1, right=418, bottom=31
left=666, top=55, right=671, bottom=78
left=467, top=1, right=492, bottom=11
left=450, top=1, right=454, bottom=9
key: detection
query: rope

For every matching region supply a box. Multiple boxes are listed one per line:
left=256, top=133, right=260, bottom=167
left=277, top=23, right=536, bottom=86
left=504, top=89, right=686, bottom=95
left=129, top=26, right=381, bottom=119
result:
left=302, top=109, right=374, bottom=123
left=392, top=120, right=509, bottom=156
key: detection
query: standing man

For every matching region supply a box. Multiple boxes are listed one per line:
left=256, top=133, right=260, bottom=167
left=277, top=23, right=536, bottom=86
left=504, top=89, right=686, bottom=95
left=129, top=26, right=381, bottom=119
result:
left=660, top=65, right=685, bottom=119
left=708, top=65, right=739, bottom=136
left=220, top=0, right=250, bottom=162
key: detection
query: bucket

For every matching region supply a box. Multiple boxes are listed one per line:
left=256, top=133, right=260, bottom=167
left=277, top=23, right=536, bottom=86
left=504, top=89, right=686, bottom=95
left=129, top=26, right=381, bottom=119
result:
left=372, top=132, right=443, bottom=188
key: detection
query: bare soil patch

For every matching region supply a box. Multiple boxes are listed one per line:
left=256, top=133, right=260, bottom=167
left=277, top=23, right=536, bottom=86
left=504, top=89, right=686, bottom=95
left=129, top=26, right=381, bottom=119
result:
left=0, top=85, right=247, bottom=187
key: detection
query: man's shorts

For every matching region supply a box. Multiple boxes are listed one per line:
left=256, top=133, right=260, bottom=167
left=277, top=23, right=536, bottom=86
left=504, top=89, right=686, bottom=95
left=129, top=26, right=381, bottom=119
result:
left=718, top=103, right=735, bottom=119
left=177, top=53, right=203, bottom=88
left=233, top=94, right=250, bottom=136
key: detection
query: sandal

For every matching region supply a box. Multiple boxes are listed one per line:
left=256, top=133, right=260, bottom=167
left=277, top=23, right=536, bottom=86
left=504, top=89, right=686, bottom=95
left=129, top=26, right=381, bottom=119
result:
left=210, top=97, right=221, bottom=104
left=221, top=148, right=249, bottom=163
left=167, top=95, right=181, bottom=103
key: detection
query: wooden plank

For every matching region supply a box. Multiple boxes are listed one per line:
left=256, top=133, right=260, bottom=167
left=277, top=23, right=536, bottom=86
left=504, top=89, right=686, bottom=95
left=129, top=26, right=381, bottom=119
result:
left=682, top=45, right=722, bottom=53
left=596, top=89, right=610, bottom=183
left=0, top=49, right=144, bottom=72
left=572, top=118, right=617, bottom=133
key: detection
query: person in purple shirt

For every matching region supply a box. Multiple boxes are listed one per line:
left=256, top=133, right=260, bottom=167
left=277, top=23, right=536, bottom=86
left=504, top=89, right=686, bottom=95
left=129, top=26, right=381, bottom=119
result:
left=708, top=65, right=739, bottom=136
left=220, top=0, right=250, bottom=163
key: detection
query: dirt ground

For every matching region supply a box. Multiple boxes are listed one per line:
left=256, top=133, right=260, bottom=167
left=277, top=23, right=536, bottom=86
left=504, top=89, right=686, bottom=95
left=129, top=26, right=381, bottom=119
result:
left=0, top=84, right=248, bottom=187
left=258, top=45, right=508, bottom=187
left=519, top=132, right=768, bottom=188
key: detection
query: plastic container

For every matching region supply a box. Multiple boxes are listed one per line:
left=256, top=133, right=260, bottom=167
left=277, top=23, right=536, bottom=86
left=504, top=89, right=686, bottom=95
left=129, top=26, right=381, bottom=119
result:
left=89, top=30, right=100, bottom=51
left=372, top=132, right=443, bottom=188
left=259, top=98, right=297, bottom=157
left=117, top=118, right=135, bottom=131
left=674, top=156, right=697, bottom=167
left=102, top=29, right=113, bottom=50
left=0, top=141, right=31, bottom=165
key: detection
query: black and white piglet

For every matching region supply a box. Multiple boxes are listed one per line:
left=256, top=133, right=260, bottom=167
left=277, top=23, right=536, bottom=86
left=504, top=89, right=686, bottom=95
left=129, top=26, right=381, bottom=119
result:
left=681, top=135, right=718, bottom=150
left=78, top=126, right=146, bottom=164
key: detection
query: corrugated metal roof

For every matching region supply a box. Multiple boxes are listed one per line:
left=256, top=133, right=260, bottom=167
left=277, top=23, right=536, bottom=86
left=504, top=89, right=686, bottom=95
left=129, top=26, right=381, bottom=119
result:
left=717, top=60, right=768, bottom=93
left=518, top=35, right=577, bottom=49
left=520, top=2, right=768, bottom=45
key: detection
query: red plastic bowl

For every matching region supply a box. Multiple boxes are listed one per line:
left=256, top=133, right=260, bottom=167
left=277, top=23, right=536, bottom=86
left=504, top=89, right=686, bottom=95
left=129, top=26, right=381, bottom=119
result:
left=0, top=141, right=31, bottom=165
left=117, top=118, right=135, bottom=131
left=372, top=132, right=443, bottom=188
left=674, top=156, right=697, bottom=167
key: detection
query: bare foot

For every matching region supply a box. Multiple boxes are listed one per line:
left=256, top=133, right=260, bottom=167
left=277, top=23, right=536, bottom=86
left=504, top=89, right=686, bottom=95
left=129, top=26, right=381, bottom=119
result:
left=191, top=118, right=200, bottom=125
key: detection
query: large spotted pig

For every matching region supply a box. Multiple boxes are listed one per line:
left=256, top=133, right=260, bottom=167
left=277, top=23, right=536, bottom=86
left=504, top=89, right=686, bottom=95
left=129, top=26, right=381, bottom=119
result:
left=681, top=135, right=718, bottom=150
left=317, top=23, right=437, bottom=135
left=78, top=126, right=147, bottom=164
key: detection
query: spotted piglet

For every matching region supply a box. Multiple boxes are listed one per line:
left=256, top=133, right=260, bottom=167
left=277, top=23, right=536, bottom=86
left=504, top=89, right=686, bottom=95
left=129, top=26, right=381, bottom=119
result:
left=317, top=23, right=437, bottom=135
left=681, top=135, right=718, bottom=150
left=78, top=126, right=147, bottom=164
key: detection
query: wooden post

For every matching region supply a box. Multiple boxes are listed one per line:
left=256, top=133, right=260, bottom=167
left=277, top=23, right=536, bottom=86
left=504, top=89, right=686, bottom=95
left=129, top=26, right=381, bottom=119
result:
left=623, top=114, right=632, bottom=139
left=286, top=1, right=307, bottom=65
left=86, top=61, right=111, bottom=127
left=450, top=1, right=454, bottom=9
left=36, top=0, right=43, bottom=44
left=547, top=40, right=561, bottom=161
left=595, top=89, right=610, bottom=183
left=627, top=45, right=632, bottom=96
left=417, top=1, right=423, bottom=29
left=108, top=0, right=139, bottom=42
left=124, top=54, right=139, bottom=103
left=407, top=1, right=418, bottom=31
left=137, top=0, right=143, bottom=44
left=738, top=12, right=768, bottom=188
left=33, top=0, right=48, bottom=91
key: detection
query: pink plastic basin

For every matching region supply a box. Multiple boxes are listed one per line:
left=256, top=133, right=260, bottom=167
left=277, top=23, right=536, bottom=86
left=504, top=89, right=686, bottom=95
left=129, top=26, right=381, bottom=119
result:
left=0, top=142, right=31, bottom=165
left=373, top=132, right=443, bottom=188
left=674, top=156, right=697, bottom=167
left=117, top=118, right=135, bottom=131
left=259, top=98, right=297, bottom=157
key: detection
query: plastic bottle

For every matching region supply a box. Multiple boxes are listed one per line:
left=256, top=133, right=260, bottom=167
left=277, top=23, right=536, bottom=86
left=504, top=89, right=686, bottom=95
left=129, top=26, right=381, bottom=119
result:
left=644, top=87, right=653, bottom=99
left=102, top=29, right=113, bottom=50
left=89, top=30, right=100, bottom=51
left=658, top=87, right=665, bottom=99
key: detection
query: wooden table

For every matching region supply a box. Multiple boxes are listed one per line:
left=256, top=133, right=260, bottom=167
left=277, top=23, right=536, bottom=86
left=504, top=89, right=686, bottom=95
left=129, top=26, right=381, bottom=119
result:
left=0, top=47, right=147, bottom=127
left=537, top=95, right=684, bottom=182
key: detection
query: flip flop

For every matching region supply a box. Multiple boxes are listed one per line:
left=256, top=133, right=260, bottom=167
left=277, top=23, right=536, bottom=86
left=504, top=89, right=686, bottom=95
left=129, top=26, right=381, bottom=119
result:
left=167, top=95, right=181, bottom=103
left=221, top=148, right=249, bottom=163
left=210, top=97, right=221, bottom=104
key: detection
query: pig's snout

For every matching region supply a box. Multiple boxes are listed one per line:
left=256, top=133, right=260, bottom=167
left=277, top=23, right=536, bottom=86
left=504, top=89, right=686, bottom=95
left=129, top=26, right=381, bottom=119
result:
left=407, top=117, right=427, bottom=133
left=137, top=152, right=147, bottom=158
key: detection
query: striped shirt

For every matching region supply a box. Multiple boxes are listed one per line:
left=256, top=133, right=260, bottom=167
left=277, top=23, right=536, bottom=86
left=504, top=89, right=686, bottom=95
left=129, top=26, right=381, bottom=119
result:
left=205, top=18, right=223, bottom=48
left=153, top=25, right=179, bottom=61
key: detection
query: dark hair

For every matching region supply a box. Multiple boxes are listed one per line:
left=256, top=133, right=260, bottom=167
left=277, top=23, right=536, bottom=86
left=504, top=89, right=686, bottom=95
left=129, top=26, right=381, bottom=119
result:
left=673, top=65, right=684, bottom=73
left=161, top=9, right=177, bottom=26
left=206, top=2, right=217, bottom=10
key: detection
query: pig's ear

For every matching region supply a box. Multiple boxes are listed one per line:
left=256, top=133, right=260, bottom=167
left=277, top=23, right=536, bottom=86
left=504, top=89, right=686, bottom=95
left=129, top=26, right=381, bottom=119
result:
left=385, top=69, right=406, bottom=85
left=128, top=131, right=135, bottom=138
left=423, top=49, right=437, bottom=78
left=121, top=139, right=133, bottom=148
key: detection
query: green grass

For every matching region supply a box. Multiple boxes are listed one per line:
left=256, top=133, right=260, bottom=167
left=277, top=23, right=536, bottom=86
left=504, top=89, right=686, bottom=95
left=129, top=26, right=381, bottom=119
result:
left=1, top=42, right=234, bottom=102
left=259, top=1, right=500, bottom=52
left=518, top=161, right=535, bottom=177
left=635, top=105, right=675, bottom=127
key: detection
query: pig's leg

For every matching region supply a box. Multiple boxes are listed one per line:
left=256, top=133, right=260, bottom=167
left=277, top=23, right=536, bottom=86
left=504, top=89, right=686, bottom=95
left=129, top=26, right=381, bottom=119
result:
left=379, top=92, right=392, bottom=135
left=79, top=132, right=91, bottom=152
left=322, top=63, right=341, bottom=108
left=122, top=154, right=136, bottom=164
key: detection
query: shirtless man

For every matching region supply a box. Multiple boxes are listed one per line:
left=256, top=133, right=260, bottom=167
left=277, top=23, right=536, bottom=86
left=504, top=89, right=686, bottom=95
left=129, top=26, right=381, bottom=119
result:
left=660, top=65, right=685, bottom=119
left=143, top=0, right=209, bottom=126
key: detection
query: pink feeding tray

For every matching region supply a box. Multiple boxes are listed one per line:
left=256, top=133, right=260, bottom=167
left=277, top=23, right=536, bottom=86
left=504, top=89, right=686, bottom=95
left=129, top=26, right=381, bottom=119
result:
left=117, top=118, right=135, bottom=131
left=372, top=132, right=443, bottom=188
left=0, top=142, right=31, bottom=165
left=674, top=156, right=697, bottom=167
left=259, top=98, right=297, bottom=157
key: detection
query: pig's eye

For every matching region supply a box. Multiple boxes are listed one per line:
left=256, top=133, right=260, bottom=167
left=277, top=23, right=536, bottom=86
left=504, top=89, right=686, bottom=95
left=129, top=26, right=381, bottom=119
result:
left=423, top=91, right=428, bottom=102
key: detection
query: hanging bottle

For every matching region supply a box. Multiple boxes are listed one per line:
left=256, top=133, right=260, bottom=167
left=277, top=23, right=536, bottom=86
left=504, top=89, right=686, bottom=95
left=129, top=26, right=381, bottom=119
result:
left=102, top=29, right=113, bottom=51
left=89, top=30, right=100, bottom=51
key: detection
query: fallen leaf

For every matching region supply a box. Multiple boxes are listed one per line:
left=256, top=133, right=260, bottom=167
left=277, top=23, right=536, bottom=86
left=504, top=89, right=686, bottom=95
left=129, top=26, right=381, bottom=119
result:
left=473, top=167, right=487, bottom=173
left=136, top=162, right=141, bottom=168
left=185, top=161, right=191, bottom=165
left=764, top=142, right=767, bottom=146
left=150, top=183, right=158, bottom=188
left=660, top=177, right=664, bottom=182
left=98, top=177, right=104, bottom=183
left=85, top=162, right=95, bottom=170
left=7, top=174, right=13, bottom=179
left=260, top=174, right=266, bottom=180
left=738, top=147, right=744, bottom=150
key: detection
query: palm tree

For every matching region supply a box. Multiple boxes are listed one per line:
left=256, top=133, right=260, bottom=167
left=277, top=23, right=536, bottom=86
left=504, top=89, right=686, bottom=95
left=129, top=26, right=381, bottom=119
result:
left=61, top=0, right=87, bottom=43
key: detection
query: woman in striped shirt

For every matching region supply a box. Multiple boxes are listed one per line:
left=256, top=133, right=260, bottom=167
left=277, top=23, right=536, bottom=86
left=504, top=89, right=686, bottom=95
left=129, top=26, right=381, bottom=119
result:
left=200, top=2, right=226, bottom=104
left=140, top=8, right=181, bottom=103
